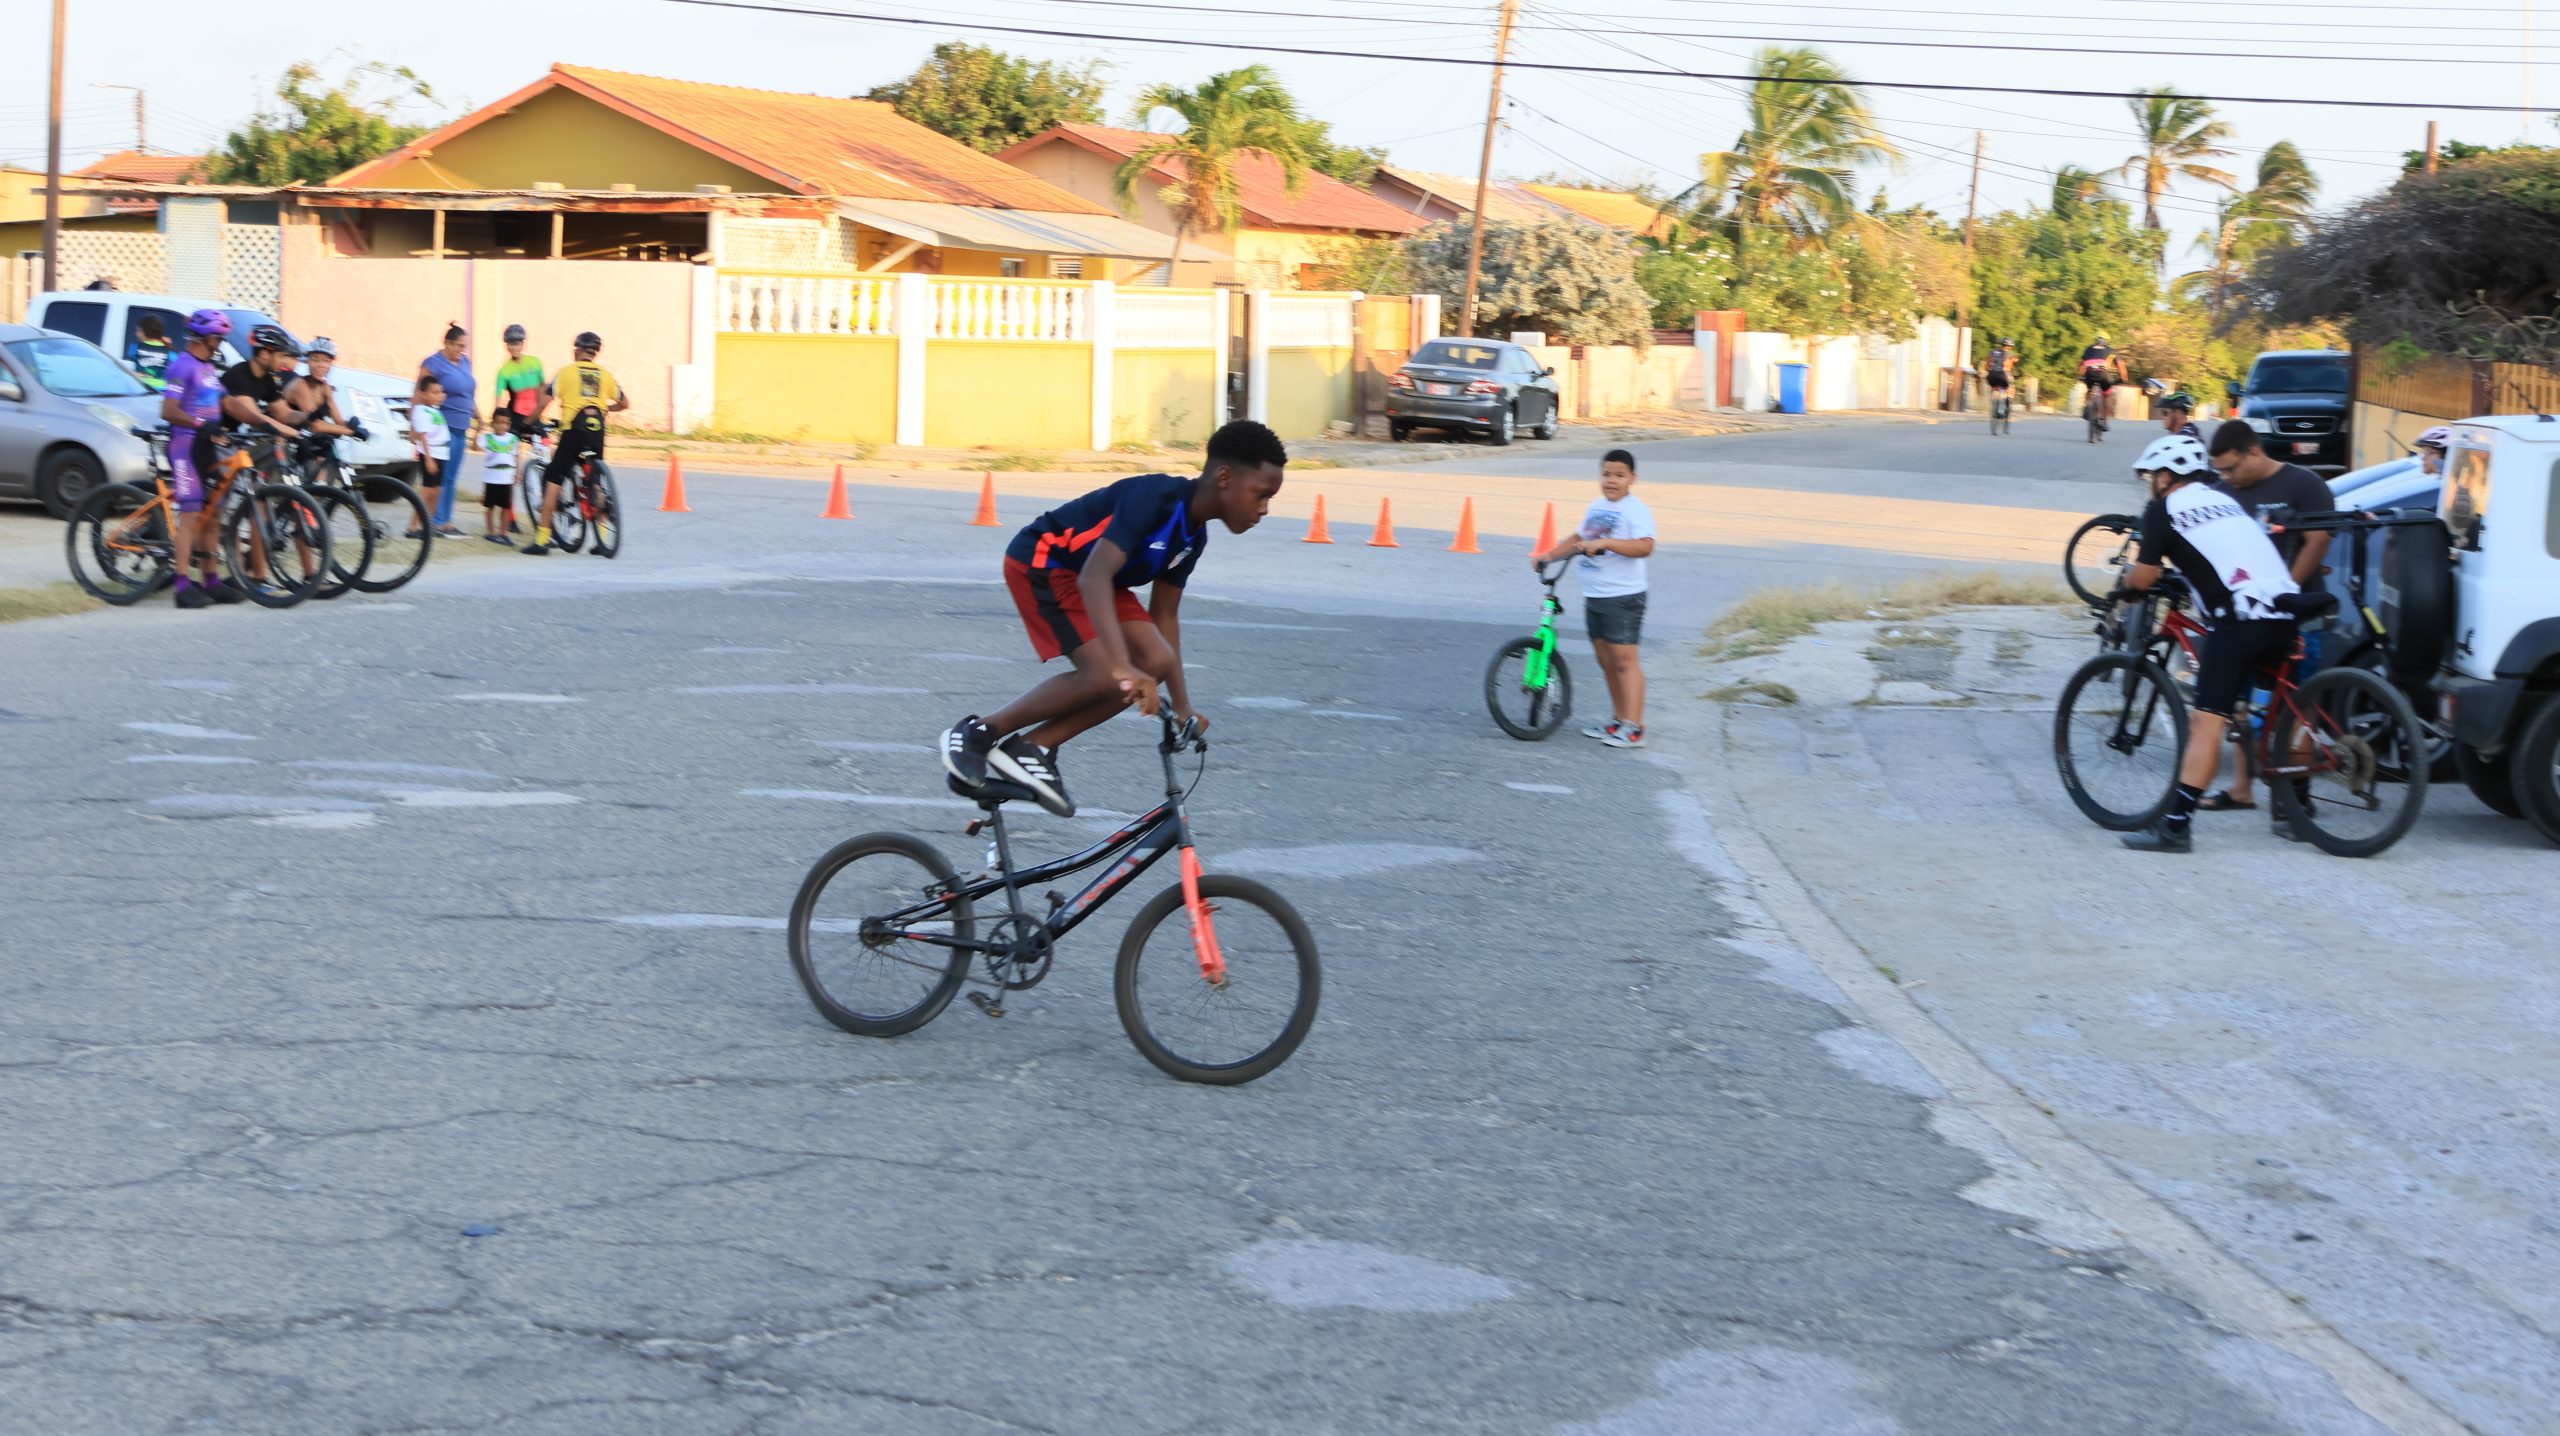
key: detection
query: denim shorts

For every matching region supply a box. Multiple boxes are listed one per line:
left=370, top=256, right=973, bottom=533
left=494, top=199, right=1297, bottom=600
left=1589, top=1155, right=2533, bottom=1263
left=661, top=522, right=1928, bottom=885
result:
left=1586, top=591, right=1647, bottom=645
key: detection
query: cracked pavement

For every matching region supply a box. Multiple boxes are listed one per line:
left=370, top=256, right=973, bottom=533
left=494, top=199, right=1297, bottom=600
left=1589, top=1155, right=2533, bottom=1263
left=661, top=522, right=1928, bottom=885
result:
left=0, top=424, right=2413, bottom=1432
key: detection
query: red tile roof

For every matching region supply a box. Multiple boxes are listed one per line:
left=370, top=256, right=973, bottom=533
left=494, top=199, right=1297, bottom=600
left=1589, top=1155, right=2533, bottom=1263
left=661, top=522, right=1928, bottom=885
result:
left=1007, top=124, right=1424, bottom=237
left=335, top=65, right=1108, bottom=215
left=75, top=151, right=208, bottom=184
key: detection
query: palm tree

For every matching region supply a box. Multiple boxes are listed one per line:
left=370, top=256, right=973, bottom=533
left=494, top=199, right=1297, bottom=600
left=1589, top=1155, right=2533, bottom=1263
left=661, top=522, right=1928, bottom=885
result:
left=1673, top=47, right=1900, bottom=255
left=1111, top=66, right=1316, bottom=276
left=2050, top=165, right=2112, bottom=211
left=2115, top=86, right=2238, bottom=232
left=2192, top=141, right=2322, bottom=320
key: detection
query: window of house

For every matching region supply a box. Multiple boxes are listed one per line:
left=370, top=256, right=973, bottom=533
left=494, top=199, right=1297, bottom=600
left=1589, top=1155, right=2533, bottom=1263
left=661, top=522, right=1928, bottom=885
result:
left=1000, top=257, right=1026, bottom=278
left=1048, top=257, right=1083, bottom=280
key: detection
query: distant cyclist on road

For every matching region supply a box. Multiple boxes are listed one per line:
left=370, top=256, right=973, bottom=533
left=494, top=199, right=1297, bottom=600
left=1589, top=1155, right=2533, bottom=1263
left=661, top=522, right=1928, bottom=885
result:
left=2078, top=336, right=2125, bottom=414
left=941, top=420, right=1288, bottom=819
left=523, top=331, right=626, bottom=557
left=1980, top=338, right=2018, bottom=422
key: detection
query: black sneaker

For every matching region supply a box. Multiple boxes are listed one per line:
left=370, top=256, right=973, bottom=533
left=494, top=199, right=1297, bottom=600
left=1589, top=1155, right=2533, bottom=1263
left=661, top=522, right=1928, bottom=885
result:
left=520, top=543, right=550, bottom=557
left=991, top=735, right=1074, bottom=817
left=206, top=577, right=246, bottom=605
left=2120, top=822, right=2193, bottom=853
left=941, top=716, right=997, bottom=789
left=173, top=580, right=211, bottom=610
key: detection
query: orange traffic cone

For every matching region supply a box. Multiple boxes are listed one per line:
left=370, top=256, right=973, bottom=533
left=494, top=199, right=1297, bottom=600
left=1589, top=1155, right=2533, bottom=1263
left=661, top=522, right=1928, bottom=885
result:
left=1533, top=500, right=1557, bottom=554
left=1303, top=494, right=1333, bottom=544
left=1448, top=497, right=1483, bottom=554
left=969, top=471, right=1000, bottom=527
left=657, top=454, right=691, bottom=513
left=821, top=464, right=853, bottom=519
left=1367, top=498, right=1399, bottom=548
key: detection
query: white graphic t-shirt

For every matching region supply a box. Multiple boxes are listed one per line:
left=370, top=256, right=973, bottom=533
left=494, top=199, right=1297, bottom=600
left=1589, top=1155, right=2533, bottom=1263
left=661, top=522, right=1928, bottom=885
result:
left=1575, top=493, right=1656, bottom=598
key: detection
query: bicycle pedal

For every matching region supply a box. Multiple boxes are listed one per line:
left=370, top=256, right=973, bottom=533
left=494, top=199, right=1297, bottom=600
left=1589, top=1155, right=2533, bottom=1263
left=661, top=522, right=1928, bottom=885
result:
left=965, top=991, right=1006, bottom=1018
left=1045, top=891, right=1065, bottom=913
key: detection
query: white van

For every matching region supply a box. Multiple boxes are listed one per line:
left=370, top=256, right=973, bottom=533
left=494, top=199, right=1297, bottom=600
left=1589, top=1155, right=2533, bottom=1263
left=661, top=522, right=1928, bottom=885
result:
left=27, top=291, right=419, bottom=482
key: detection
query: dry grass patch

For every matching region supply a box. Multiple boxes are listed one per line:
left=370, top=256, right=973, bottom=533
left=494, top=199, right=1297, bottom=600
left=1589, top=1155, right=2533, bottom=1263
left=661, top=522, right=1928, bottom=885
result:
left=0, top=583, right=97, bottom=625
left=1703, top=570, right=2072, bottom=658
left=1704, top=680, right=1801, bottom=706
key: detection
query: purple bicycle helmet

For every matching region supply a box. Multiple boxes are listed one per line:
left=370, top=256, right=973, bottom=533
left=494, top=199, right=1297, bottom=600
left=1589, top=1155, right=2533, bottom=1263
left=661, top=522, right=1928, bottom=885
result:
left=185, top=308, right=231, bottom=339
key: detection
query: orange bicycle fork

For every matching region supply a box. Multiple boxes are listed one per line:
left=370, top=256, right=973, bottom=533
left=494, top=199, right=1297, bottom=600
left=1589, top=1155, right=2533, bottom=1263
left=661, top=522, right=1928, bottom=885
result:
left=1178, top=843, right=1227, bottom=987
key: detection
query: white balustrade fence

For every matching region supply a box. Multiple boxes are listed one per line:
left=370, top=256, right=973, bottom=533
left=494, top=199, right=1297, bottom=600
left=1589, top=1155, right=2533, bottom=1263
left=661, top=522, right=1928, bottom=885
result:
left=1266, top=292, right=1355, bottom=349
left=717, top=273, right=897, bottom=336
left=930, top=280, right=1087, bottom=342
left=1114, top=290, right=1219, bottom=350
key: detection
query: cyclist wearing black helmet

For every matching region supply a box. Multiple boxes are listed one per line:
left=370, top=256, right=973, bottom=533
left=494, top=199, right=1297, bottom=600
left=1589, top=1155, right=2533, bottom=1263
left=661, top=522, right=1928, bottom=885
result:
left=1980, top=337, right=2017, bottom=411
left=222, top=324, right=310, bottom=452
left=525, top=330, right=626, bottom=556
left=2156, top=390, right=2200, bottom=440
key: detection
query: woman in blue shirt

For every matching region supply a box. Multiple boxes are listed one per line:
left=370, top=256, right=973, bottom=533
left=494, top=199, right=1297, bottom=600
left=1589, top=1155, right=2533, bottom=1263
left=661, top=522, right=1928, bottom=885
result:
left=417, top=323, right=476, bottom=534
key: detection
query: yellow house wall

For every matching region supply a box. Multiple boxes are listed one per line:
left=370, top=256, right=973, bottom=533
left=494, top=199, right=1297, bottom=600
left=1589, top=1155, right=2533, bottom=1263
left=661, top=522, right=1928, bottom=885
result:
left=1266, top=347, right=1352, bottom=440
left=359, top=87, right=776, bottom=192
left=711, top=334, right=896, bottom=445
left=0, top=213, right=154, bottom=257
left=1112, top=349, right=1218, bottom=448
left=925, top=342, right=1090, bottom=450
left=1233, top=228, right=1333, bottom=281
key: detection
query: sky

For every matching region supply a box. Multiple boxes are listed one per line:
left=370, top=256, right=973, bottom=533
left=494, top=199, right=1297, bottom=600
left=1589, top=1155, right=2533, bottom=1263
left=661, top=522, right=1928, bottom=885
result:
left=5, top=0, right=2550, bottom=277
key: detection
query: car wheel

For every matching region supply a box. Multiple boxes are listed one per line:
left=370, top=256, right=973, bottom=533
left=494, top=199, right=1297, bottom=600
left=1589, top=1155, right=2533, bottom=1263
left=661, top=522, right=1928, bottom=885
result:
left=1390, top=421, right=1410, bottom=443
left=1489, top=405, right=1516, bottom=447
left=1533, top=402, right=1560, bottom=440
left=2455, top=740, right=2526, bottom=819
left=36, top=447, right=105, bottom=521
left=2507, top=695, right=2560, bottom=845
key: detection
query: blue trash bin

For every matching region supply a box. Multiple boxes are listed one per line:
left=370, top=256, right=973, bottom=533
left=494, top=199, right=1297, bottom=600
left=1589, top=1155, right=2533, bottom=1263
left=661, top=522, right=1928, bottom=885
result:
left=1775, top=362, right=1808, bottom=414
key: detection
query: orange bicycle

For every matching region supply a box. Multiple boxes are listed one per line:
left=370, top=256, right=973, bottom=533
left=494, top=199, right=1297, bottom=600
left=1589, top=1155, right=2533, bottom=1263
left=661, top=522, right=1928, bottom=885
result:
left=66, top=429, right=331, bottom=608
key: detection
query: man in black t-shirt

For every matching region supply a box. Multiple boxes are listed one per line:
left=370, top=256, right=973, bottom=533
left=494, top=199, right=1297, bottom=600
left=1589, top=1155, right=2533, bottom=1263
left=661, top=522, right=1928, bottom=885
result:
left=219, top=325, right=309, bottom=452
left=2201, top=419, right=2337, bottom=816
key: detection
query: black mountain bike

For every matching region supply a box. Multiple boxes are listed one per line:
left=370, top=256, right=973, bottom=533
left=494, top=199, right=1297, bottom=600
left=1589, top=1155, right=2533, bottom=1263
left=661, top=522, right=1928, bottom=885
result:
left=1989, top=390, right=2013, bottom=436
left=2064, top=512, right=2139, bottom=608
left=788, top=712, right=1321, bottom=1084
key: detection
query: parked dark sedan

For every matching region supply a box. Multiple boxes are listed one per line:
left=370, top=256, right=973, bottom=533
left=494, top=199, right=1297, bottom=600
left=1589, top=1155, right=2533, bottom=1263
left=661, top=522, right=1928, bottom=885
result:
left=1386, top=338, right=1562, bottom=445
left=2226, top=349, right=2351, bottom=474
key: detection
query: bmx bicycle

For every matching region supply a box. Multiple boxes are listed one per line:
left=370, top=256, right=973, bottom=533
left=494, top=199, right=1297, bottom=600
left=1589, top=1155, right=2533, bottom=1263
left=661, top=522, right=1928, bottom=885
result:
left=787, top=711, right=1320, bottom=1084
left=1484, top=558, right=1574, bottom=739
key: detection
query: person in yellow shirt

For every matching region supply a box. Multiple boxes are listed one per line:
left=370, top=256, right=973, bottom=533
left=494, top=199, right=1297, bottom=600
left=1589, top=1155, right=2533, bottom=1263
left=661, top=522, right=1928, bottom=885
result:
left=523, top=330, right=629, bottom=557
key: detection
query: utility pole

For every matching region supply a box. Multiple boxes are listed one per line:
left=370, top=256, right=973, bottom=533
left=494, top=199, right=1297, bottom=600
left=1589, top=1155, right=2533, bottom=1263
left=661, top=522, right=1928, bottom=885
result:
left=2425, top=120, right=2440, bottom=175
left=1955, top=130, right=1983, bottom=405
left=42, top=0, right=66, bottom=295
left=94, top=83, right=146, bottom=153
left=1457, top=0, right=1521, bottom=340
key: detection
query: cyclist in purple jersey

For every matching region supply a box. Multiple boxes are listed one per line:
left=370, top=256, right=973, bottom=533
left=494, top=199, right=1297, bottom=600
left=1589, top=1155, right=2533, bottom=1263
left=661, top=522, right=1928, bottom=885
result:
left=160, top=309, right=244, bottom=608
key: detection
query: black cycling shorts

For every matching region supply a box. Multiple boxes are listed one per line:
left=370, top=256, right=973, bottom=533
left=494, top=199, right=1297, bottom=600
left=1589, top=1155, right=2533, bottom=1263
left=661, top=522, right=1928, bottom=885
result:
left=2083, top=371, right=2118, bottom=391
left=2192, top=618, right=2297, bottom=718
left=547, top=425, right=604, bottom=482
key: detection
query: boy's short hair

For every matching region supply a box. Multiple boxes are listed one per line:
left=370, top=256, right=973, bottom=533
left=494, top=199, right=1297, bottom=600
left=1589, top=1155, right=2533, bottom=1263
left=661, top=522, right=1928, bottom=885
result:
left=136, top=314, right=166, bottom=341
left=1206, top=419, right=1288, bottom=471
left=488, top=407, right=512, bottom=426
left=2207, top=418, right=2262, bottom=457
left=415, top=376, right=443, bottom=397
left=1601, top=448, right=1637, bottom=472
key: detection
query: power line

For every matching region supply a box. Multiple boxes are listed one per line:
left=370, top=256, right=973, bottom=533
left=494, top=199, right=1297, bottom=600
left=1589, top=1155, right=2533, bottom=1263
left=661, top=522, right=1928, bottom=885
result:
left=652, top=0, right=2560, bottom=111
left=1646, top=0, right=2531, bottom=29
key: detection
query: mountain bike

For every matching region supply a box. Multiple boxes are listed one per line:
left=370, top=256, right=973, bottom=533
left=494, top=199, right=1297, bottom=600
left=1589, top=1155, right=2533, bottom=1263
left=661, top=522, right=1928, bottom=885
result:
left=541, top=442, right=622, bottom=559
left=283, top=432, right=433, bottom=595
left=1989, top=390, right=2013, bottom=436
left=66, top=431, right=329, bottom=608
left=1484, top=558, right=1574, bottom=740
left=2064, top=512, right=2139, bottom=609
left=267, top=434, right=372, bottom=600
left=2083, top=383, right=2111, bottom=443
left=2055, top=587, right=2428, bottom=856
left=788, top=711, right=1321, bottom=1085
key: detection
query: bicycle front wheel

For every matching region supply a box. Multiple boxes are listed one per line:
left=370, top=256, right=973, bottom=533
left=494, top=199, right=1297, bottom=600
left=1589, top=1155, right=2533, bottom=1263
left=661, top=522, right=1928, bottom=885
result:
left=353, top=476, right=432, bottom=593
left=305, top=485, right=373, bottom=599
left=2269, top=666, right=2429, bottom=857
left=2064, top=514, right=2137, bottom=608
left=789, top=833, right=974, bottom=1037
left=221, top=484, right=329, bottom=608
left=2054, top=651, right=2189, bottom=830
left=65, top=482, right=170, bottom=605
left=585, top=464, right=621, bottom=558
left=1115, top=873, right=1319, bottom=1085
left=1484, top=636, right=1571, bottom=740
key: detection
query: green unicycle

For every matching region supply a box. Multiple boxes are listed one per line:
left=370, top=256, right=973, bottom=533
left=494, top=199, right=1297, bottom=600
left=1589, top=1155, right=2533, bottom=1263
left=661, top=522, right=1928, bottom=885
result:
left=1485, top=559, right=1574, bottom=740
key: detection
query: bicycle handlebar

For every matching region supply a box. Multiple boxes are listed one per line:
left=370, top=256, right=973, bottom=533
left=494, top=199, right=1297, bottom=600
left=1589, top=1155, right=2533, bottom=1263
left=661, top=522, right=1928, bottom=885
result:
left=1537, top=557, right=1572, bottom=584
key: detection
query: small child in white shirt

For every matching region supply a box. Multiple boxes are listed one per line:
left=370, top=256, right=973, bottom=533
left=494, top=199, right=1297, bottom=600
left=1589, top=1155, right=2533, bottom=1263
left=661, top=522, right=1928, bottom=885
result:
left=479, top=409, right=520, bottom=545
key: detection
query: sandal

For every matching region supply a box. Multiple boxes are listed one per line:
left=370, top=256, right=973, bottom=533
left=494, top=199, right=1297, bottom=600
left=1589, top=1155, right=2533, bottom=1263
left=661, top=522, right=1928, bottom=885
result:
left=2196, top=790, right=2256, bottom=812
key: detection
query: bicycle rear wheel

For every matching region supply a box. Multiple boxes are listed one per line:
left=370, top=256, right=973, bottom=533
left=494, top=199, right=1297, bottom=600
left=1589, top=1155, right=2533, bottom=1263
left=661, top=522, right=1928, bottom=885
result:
left=65, top=483, right=170, bottom=605
left=585, top=464, right=622, bottom=558
left=304, top=485, right=373, bottom=599
left=1115, top=873, right=1319, bottom=1085
left=2064, top=514, right=2138, bottom=608
left=551, top=465, right=591, bottom=553
left=221, top=484, right=328, bottom=608
left=789, top=833, right=975, bottom=1037
left=2269, top=667, right=2428, bottom=857
left=1484, top=636, right=1571, bottom=740
left=2054, top=651, right=2189, bottom=830
left=353, top=476, right=432, bottom=593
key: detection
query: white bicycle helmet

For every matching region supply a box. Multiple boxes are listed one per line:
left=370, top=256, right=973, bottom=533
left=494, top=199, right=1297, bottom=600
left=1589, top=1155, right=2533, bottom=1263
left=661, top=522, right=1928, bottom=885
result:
left=2135, top=432, right=2212, bottom=476
left=2414, top=425, right=2453, bottom=451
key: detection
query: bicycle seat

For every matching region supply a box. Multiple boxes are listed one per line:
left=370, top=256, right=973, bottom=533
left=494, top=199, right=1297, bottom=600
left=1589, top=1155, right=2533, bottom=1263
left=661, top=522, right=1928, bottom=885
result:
left=946, top=772, right=1044, bottom=808
left=2273, top=591, right=2339, bottom=621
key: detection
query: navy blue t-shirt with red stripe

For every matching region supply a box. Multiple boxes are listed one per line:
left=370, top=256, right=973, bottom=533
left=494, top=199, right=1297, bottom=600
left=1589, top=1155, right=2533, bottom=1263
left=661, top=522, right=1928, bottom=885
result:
left=1007, top=473, right=1207, bottom=589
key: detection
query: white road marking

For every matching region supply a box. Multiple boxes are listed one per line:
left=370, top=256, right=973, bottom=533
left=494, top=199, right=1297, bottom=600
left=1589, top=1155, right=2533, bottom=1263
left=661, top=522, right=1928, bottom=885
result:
left=260, top=810, right=380, bottom=830
left=1503, top=781, right=1574, bottom=794
left=743, top=788, right=969, bottom=809
left=452, top=692, right=583, bottom=704
left=679, top=683, right=929, bottom=696
left=152, top=679, right=236, bottom=692
left=126, top=754, right=256, bottom=766
left=1215, top=844, right=1483, bottom=879
left=285, top=760, right=499, bottom=780
left=1228, top=696, right=1306, bottom=710
left=1184, top=618, right=1346, bottom=632
left=297, top=780, right=578, bottom=809
left=145, top=794, right=375, bottom=819
left=608, top=913, right=864, bottom=933
left=1222, top=1239, right=1512, bottom=1313
left=1312, top=709, right=1401, bottom=722
left=123, top=722, right=254, bottom=741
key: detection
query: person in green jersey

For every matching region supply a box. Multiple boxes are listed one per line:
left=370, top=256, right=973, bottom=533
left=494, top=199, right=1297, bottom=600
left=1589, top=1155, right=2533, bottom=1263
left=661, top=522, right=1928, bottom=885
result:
left=493, top=324, right=547, bottom=432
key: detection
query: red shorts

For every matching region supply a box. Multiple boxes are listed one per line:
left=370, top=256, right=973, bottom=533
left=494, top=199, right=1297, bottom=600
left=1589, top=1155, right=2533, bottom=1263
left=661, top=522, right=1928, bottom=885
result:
left=1005, top=556, right=1151, bottom=662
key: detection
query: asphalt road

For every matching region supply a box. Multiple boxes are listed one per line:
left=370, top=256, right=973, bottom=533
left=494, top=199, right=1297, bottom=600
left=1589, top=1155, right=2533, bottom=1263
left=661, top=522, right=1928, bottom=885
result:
left=0, top=425, right=2397, bottom=1433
